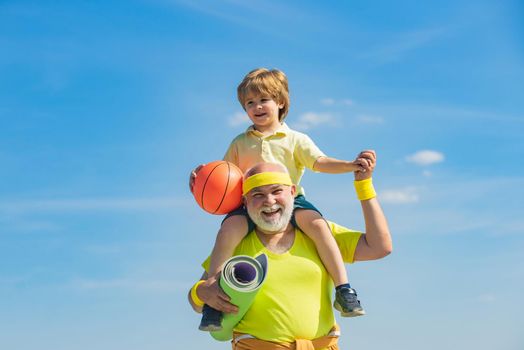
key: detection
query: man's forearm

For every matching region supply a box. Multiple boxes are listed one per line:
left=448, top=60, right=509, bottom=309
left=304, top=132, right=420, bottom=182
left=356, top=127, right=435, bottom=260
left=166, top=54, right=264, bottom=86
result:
left=188, top=273, right=239, bottom=315
left=188, top=272, right=209, bottom=313
left=353, top=194, right=392, bottom=261
left=188, top=289, right=203, bottom=313
left=361, top=197, right=392, bottom=259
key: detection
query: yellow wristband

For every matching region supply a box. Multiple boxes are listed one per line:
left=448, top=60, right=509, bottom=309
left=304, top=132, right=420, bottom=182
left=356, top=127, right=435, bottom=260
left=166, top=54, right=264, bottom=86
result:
left=354, top=178, right=376, bottom=201
left=190, top=280, right=206, bottom=307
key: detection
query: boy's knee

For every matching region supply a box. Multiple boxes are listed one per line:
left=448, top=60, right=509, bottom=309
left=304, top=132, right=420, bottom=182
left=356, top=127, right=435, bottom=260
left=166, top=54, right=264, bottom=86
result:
left=219, top=215, right=249, bottom=237
left=295, top=208, right=323, bottom=222
left=294, top=209, right=328, bottom=229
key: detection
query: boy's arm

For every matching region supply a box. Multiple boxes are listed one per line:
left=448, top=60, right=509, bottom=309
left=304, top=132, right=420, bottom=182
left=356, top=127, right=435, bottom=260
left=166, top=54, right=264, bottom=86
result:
left=313, top=156, right=366, bottom=173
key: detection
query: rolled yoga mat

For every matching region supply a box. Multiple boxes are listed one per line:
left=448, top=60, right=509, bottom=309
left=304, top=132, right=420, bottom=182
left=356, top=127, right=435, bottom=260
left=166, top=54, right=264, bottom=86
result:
left=211, top=253, right=268, bottom=341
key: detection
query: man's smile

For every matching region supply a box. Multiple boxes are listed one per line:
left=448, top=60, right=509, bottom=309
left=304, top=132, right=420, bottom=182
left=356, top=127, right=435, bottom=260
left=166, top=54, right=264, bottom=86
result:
left=260, top=206, right=282, bottom=219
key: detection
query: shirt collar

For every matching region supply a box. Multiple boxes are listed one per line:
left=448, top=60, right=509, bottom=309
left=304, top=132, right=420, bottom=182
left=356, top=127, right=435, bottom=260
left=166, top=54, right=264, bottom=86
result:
left=246, top=122, right=290, bottom=137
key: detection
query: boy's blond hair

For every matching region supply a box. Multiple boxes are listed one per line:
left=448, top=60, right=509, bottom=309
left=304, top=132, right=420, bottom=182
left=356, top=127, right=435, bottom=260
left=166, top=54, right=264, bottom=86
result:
left=237, top=68, right=290, bottom=122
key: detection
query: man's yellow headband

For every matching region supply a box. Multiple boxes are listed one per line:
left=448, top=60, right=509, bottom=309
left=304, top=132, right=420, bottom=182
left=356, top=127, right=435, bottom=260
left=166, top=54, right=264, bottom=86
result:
left=242, top=172, right=293, bottom=195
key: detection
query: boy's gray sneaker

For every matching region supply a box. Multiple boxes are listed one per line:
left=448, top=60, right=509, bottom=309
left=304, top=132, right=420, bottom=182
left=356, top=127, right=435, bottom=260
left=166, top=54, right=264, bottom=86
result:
left=199, top=304, right=223, bottom=331
left=334, top=287, right=366, bottom=317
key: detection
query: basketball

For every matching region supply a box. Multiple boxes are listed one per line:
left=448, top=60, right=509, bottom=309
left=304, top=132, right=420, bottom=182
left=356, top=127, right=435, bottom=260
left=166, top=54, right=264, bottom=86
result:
left=192, top=161, right=244, bottom=215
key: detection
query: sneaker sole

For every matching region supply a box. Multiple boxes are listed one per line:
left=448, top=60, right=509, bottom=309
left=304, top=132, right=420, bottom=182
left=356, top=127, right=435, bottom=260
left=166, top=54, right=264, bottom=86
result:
left=340, top=309, right=366, bottom=317
left=198, top=324, right=223, bottom=332
left=334, top=302, right=366, bottom=318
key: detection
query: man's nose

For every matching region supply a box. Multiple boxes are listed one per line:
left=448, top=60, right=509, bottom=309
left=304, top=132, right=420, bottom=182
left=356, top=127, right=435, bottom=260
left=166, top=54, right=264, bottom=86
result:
left=263, top=194, right=276, bottom=205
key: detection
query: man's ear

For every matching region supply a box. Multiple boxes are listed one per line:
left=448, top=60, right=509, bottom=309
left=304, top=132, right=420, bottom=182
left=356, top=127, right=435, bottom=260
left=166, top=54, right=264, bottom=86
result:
left=290, top=185, right=297, bottom=197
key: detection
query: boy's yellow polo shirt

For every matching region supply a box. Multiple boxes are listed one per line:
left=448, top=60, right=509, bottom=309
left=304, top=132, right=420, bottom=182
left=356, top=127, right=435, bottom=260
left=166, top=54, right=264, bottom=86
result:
left=223, top=123, right=325, bottom=195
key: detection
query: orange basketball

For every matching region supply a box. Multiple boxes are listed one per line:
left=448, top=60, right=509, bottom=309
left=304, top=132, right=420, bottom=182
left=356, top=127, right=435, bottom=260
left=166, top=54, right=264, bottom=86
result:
left=192, top=161, right=243, bottom=215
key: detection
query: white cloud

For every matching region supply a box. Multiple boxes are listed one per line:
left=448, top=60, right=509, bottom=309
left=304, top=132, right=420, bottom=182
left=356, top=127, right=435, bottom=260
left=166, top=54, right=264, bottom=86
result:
left=0, top=197, right=189, bottom=214
left=360, top=26, right=448, bottom=63
left=292, top=112, right=335, bottom=130
left=0, top=218, right=61, bottom=231
left=356, top=115, right=384, bottom=124
left=84, top=244, right=123, bottom=255
left=475, top=294, right=496, bottom=303
left=406, top=150, right=445, bottom=166
left=320, top=98, right=354, bottom=106
left=71, top=277, right=189, bottom=293
left=321, top=98, right=335, bottom=106
left=228, top=111, right=250, bottom=127
left=169, top=0, right=306, bottom=40
left=491, top=219, right=524, bottom=236
left=361, top=102, right=523, bottom=123
left=380, top=188, right=419, bottom=204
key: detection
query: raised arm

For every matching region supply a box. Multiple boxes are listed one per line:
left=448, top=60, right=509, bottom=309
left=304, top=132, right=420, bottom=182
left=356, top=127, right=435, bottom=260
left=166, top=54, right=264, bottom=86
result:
left=313, top=155, right=370, bottom=174
left=352, top=150, right=393, bottom=261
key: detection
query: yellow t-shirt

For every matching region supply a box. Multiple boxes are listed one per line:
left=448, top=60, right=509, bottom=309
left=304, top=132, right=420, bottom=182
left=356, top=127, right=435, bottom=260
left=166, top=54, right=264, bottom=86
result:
left=202, top=221, right=361, bottom=343
left=223, top=123, right=326, bottom=195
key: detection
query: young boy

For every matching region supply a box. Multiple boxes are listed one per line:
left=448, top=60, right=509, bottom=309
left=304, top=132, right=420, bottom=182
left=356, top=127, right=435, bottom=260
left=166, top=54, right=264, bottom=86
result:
left=191, top=68, right=372, bottom=331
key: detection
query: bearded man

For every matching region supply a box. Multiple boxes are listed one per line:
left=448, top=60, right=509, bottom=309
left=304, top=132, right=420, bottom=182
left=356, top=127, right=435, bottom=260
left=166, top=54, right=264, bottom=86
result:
left=189, top=150, right=392, bottom=350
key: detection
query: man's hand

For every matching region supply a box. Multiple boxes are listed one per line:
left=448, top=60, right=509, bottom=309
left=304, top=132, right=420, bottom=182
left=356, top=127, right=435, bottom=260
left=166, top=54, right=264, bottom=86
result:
left=197, top=273, right=238, bottom=314
left=189, top=164, right=205, bottom=192
left=354, top=150, right=376, bottom=181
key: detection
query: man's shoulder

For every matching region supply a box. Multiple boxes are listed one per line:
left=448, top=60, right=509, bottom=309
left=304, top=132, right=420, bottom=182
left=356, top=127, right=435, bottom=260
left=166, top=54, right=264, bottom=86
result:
left=202, top=230, right=260, bottom=272
left=234, top=230, right=262, bottom=254
left=328, top=221, right=360, bottom=234
left=327, top=221, right=362, bottom=264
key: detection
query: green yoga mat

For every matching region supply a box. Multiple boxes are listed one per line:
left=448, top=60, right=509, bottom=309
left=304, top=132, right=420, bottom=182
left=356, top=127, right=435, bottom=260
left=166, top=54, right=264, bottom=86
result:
left=211, top=253, right=268, bottom=341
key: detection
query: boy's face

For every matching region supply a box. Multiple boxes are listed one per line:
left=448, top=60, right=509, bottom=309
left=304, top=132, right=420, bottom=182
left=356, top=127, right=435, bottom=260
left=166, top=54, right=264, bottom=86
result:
left=243, top=94, right=284, bottom=131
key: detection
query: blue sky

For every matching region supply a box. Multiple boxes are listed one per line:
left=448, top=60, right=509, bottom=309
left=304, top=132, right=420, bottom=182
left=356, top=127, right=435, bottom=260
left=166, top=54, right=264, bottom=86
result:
left=1, top=0, right=523, bottom=349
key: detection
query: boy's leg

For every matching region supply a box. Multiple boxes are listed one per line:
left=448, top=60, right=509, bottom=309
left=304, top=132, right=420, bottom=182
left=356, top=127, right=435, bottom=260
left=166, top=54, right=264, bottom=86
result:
left=200, top=213, right=249, bottom=331
left=294, top=209, right=348, bottom=286
left=208, top=215, right=249, bottom=276
left=294, top=208, right=365, bottom=317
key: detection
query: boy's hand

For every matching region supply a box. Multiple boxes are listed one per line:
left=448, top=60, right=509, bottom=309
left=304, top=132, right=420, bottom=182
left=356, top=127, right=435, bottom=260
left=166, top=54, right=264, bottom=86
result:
left=349, top=160, right=367, bottom=173
left=189, top=164, right=205, bottom=192
left=354, top=150, right=376, bottom=181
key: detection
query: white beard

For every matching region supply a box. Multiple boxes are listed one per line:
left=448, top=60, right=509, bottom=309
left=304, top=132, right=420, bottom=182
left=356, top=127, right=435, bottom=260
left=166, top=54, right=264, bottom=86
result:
left=247, top=199, right=294, bottom=233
